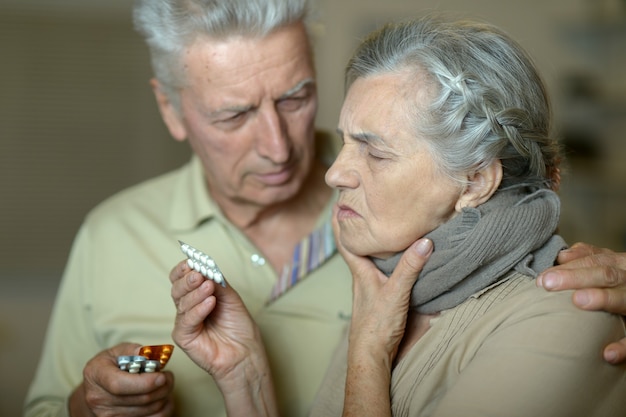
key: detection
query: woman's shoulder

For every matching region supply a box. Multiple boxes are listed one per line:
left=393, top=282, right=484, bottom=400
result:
left=468, top=271, right=625, bottom=352
left=408, top=272, right=626, bottom=417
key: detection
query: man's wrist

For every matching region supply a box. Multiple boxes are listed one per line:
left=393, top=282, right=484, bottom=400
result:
left=216, top=352, right=279, bottom=417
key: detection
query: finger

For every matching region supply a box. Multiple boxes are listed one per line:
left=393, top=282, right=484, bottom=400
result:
left=172, top=270, right=216, bottom=311
left=554, top=253, right=626, bottom=274
left=604, top=338, right=626, bottom=365
left=387, top=239, right=433, bottom=301
left=169, top=259, right=191, bottom=284
left=87, top=391, right=171, bottom=416
left=116, top=371, right=174, bottom=400
left=391, top=238, right=433, bottom=291
left=82, top=348, right=175, bottom=417
left=171, top=269, right=204, bottom=302
left=175, top=281, right=218, bottom=328
left=537, top=264, right=626, bottom=291
left=84, top=353, right=167, bottom=398
left=108, top=342, right=143, bottom=357
left=106, top=372, right=170, bottom=398
left=571, top=288, right=626, bottom=315
left=555, top=242, right=602, bottom=264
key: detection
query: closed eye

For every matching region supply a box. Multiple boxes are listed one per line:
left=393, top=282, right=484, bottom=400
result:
left=277, top=96, right=308, bottom=112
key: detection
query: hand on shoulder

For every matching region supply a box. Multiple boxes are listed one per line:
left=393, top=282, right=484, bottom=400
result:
left=537, top=242, right=626, bottom=364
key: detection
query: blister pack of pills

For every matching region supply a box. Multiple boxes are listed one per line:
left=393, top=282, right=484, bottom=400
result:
left=178, top=240, right=226, bottom=287
left=117, top=344, right=174, bottom=373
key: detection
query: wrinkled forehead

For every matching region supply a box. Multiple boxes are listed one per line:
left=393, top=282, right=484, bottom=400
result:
left=339, top=74, right=434, bottom=154
left=179, top=22, right=314, bottom=83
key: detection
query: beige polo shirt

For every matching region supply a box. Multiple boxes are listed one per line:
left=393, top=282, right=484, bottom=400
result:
left=25, top=153, right=352, bottom=417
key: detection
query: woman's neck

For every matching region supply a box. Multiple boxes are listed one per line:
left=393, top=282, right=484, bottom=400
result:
left=394, top=311, right=438, bottom=366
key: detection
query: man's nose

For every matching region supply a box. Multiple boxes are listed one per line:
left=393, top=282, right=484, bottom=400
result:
left=255, top=106, right=291, bottom=163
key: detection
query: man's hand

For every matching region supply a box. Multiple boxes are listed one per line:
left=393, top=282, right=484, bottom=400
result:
left=169, top=260, right=262, bottom=379
left=537, top=242, right=626, bottom=364
left=69, top=343, right=175, bottom=417
left=169, top=261, right=279, bottom=417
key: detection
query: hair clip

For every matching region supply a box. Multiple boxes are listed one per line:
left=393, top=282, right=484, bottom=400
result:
left=178, top=241, right=226, bottom=287
left=117, top=344, right=174, bottom=373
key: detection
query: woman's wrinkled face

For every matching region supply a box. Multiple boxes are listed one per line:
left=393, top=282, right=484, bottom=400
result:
left=325, top=71, right=464, bottom=259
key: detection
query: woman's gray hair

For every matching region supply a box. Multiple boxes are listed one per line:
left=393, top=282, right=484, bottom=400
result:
left=133, top=0, right=312, bottom=108
left=346, top=15, right=561, bottom=189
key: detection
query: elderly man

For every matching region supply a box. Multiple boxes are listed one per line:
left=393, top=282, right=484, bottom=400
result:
left=24, top=1, right=626, bottom=417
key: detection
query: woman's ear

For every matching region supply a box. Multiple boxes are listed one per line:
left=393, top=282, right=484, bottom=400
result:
left=150, top=78, right=187, bottom=142
left=455, top=160, right=503, bottom=211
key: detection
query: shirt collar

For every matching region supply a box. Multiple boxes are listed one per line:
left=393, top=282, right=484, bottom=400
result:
left=169, top=155, right=219, bottom=231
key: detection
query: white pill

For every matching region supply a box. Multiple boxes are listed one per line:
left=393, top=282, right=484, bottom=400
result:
left=128, top=363, right=142, bottom=374
left=144, top=361, right=158, bottom=373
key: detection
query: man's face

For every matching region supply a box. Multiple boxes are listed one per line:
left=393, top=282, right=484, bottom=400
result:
left=159, top=23, right=318, bottom=210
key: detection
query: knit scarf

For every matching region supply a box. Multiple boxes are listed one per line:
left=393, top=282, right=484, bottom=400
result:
left=372, top=186, right=567, bottom=314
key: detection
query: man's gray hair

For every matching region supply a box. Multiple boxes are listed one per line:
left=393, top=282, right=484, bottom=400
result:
left=133, top=0, right=312, bottom=106
left=346, top=14, right=561, bottom=189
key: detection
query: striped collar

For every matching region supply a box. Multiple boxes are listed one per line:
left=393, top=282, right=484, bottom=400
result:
left=269, top=219, right=337, bottom=302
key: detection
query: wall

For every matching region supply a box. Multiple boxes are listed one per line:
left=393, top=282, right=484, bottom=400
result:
left=1, top=1, right=624, bottom=416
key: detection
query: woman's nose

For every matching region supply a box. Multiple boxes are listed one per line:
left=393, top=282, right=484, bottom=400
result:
left=325, top=147, right=358, bottom=189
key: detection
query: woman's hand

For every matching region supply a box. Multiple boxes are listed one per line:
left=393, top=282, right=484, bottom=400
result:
left=537, top=242, right=626, bottom=364
left=338, top=237, right=434, bottom=365
left=169, top=261, right=278, bottom=417
left=333, top=208, right=433, bottom=417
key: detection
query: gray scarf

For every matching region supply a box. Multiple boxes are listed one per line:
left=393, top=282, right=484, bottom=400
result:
left=372, top=186, right=567, bottom=314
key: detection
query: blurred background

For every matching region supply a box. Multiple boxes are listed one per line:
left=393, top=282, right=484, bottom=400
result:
left=1, top=0, right=624, bottom=415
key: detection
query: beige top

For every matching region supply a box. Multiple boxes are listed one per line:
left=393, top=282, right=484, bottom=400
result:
left=310, top=272, right=626, bottom=417
left=25, top=152, right=352, bottom=417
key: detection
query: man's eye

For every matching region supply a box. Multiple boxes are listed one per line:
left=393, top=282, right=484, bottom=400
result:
left=226, top=112, right=246, bottom=122
left=277, top=96, right=307, bottom=111
left=216, top=112, right=246, bottom=125
left=212, top=112, right=248, bottom=130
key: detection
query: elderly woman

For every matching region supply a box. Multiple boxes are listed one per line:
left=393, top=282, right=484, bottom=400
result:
left=170, top=15, right=626, bottom=417
left=309, top=15, right=626, bottom=417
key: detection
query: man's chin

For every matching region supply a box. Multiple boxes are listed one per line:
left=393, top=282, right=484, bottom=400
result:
left=251, top=182, right=303, bottom=207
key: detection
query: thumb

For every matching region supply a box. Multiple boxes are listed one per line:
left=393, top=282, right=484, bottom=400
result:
left=391, top=238, right=433, bottom=291
left=109, top=342, right=143, bottom=357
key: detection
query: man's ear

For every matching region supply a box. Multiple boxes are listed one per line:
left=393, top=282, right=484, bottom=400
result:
left=455, top=160, right=503, bottom=211
left=150, top=78, right=187, bottom=142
